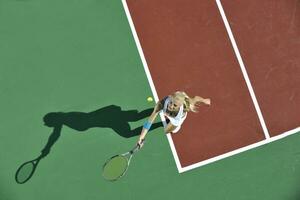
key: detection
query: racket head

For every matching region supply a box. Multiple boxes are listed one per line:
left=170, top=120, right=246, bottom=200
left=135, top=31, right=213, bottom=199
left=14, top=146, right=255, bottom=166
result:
left=15, top=161, right=37, bottom=184
left=102, top=155, right=130, bottom=181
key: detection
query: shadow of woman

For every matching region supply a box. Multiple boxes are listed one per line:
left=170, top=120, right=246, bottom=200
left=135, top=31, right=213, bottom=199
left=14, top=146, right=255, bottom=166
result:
left=15, top=105, right=162, bottom=184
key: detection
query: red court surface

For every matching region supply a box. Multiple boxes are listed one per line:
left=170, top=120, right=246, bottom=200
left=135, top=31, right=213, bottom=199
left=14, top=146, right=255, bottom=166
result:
left=221, top=0, right=300, bottom=136
left=124, top=0, right=299, bottom=169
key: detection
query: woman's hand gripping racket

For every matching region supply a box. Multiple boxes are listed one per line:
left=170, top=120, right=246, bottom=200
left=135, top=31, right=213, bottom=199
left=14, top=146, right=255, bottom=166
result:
left=102, top=139, right=145, bottom=181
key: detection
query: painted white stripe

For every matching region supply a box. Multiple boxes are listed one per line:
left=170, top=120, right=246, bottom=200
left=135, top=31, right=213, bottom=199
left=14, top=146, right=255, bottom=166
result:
left=216, top=0, right=270, bottom=139
left=121, top=0, right=159, bottom=102
left=160, top=113, right=183, bottom=171
left=180, top=127, right=300, bottom=173
left=121, top=0, right=183, bottom=172
left=122, top=0, right=300, bottom=173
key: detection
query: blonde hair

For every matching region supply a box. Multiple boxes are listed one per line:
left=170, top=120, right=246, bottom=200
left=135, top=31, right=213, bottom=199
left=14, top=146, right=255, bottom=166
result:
left=171, top=91, right=203, bottom=113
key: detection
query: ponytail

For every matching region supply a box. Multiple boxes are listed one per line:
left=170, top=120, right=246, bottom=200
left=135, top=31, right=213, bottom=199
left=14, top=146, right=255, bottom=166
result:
left=172, top=91, right=204, bottom=113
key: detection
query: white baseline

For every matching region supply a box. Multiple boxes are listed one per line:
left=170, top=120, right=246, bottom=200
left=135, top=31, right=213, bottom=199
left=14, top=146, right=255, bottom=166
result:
left=122, top=0, right=300, bottom=173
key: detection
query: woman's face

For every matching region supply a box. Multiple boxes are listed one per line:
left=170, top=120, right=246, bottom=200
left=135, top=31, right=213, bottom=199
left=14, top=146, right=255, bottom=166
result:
left=168, top=97, right=182, bottom=111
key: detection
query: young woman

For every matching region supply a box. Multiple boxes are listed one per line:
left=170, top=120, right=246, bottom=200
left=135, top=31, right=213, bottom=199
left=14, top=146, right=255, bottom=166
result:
left=137, top=91, right=211, bottom=147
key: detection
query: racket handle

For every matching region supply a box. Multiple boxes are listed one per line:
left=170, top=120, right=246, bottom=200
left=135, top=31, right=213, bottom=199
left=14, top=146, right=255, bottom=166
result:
left=131, top=139, right=145, bottom=154
left=137, top=139, right=145, bottom=149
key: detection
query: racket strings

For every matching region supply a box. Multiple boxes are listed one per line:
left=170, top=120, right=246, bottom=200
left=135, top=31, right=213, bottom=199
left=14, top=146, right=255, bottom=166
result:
left=102, top=156, right=129, bottom=181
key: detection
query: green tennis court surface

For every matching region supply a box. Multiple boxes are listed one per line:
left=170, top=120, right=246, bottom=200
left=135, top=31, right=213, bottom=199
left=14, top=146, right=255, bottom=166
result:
left=1, top=0, right=300, bottom=199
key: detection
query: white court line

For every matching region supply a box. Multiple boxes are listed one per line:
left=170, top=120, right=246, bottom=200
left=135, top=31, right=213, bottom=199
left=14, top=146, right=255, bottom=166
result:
left=179, top=0, right=300, bottom=173
left=122, top=0, right=300, bottom=173
left=180, top=127, right=300, bottom=173
left=121, top=0, right=183, bottom=171
left=216, top=0, right=270, bottom=140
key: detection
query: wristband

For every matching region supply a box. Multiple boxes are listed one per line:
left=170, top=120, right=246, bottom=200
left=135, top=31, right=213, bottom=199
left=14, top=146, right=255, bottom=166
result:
left=143, top=121, right=152, bottom=130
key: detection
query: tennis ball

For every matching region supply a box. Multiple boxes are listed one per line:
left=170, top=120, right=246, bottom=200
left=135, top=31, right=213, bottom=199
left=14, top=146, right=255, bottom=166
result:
left=147, top=97, right=153, bottom=102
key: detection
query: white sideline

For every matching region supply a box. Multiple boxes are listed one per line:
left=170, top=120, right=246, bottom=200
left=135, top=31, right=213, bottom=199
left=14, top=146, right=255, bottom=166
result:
left=122, top=0, right=300, bottom=173
left=121, top=0, right=183, bottom=171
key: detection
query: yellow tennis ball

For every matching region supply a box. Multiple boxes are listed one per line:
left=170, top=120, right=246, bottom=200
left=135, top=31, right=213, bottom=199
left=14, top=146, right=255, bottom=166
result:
left=147, top=97, right=153, bottom=102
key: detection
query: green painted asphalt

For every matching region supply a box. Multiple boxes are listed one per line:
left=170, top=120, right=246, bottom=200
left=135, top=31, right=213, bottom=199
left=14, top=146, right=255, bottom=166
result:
left=0, top=0, right=300, bottom=199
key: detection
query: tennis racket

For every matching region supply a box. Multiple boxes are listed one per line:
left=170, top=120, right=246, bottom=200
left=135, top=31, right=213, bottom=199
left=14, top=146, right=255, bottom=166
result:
left=102, top=141, right=144, bottom=181
left=15, top=155, right=42, bottom=184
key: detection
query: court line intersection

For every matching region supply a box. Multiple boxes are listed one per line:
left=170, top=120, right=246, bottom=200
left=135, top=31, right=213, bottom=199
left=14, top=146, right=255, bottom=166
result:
left=122, top=0, right=300, bottom=173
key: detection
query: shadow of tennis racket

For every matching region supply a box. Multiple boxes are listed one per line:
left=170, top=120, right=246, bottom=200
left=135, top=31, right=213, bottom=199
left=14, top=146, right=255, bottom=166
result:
left=14, top=125, right=62, bottom=184
left=15, top=155, right=43, bottom=184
